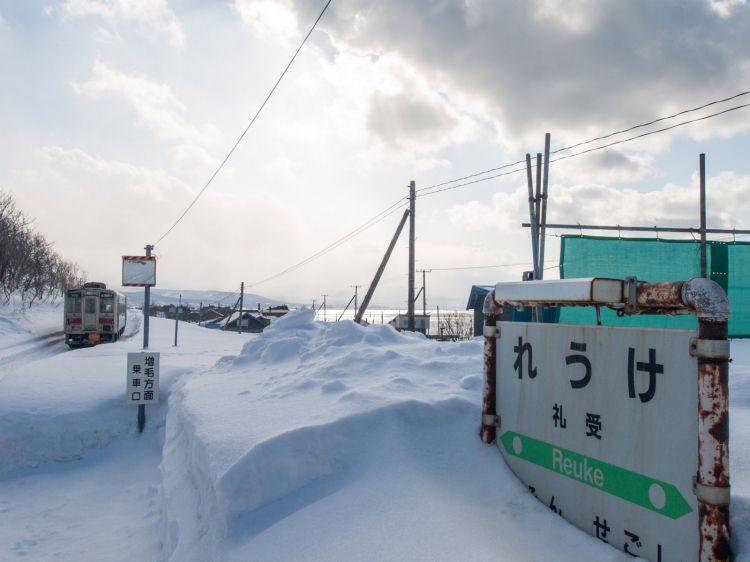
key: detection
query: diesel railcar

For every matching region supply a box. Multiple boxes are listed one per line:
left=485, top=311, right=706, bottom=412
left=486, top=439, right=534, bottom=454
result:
left=64, top=282, right=127, bottom=347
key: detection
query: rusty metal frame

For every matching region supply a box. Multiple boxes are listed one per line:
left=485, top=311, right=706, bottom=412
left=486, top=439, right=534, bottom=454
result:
left=481, top=277, right=731, bottom=562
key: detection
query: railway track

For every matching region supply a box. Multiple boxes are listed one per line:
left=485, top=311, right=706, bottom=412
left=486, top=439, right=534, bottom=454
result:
left=0, top=330, right=68, bottom=376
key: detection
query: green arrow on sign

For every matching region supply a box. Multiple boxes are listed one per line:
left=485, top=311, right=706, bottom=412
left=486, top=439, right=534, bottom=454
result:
left=499, top=431, right=692, bottom=520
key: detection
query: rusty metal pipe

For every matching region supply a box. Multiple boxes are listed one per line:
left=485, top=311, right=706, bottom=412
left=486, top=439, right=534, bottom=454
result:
left=680, top=278, right=731, bottom=562
left=480, top=290, right=502, bottom=444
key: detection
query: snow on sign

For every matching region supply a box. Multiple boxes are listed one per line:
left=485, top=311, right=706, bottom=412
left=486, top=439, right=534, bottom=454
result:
left=496, top=322, right=697, bottom=561
left=122, top=255, right=156, bottom=287
left=126, top=352, right=160, bottom=404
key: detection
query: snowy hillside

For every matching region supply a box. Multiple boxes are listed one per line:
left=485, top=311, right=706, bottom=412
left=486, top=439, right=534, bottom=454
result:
left=0, top=303, right=747, bottom=561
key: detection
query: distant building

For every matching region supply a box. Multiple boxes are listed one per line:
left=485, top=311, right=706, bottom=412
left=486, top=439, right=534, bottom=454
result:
left=221, top=311, right=271, bottom=333
left=466, top=284, right=556, bottom=336
left=388, top=314, right=430, bottom=335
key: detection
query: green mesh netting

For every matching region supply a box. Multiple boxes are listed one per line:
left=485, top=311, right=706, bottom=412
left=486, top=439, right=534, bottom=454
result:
left=558, top=235, right=750, bottom=337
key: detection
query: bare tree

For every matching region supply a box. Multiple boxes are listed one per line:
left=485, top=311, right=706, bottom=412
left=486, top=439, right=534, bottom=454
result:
left=438, top=311, right=473, bottom=341
left=0, top=190, right=84, bottom=306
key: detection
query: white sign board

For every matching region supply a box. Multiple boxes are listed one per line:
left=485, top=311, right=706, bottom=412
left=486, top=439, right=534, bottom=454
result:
left=126, top=352, right=160, bottom=404
left=122, top=256, right=157, bottom=287
left=496, top=322, right=698, bottom=562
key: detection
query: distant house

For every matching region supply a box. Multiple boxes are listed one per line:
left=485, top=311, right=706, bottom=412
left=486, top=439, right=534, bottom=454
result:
left=466, top=284, right=557, bottom=336
left=388, top=314, right=430, bottom=335
left=221, top=311, right=271, bottom=333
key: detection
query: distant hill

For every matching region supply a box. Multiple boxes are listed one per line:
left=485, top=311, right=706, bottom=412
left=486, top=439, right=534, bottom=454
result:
left=120, top=288, right=293, bottom=308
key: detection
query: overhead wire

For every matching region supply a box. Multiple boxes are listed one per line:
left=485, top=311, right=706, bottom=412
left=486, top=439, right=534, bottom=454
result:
left=416, top=90, right=750, bottom=195
left=153, top=0, right=333, bottom=246
left=417, top=102, right=750, bottom=198
left=245, top=197, right=408, bottom=288
left=429, top=262, right=530, bottom=271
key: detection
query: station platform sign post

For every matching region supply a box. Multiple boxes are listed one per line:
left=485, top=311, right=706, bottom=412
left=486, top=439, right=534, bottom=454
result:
left=480, top=277, right=730, bottom=562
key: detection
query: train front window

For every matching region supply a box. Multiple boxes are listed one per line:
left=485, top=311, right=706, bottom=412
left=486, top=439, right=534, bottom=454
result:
left=66, top=295, right=81, bottom=313
left=85, top=298, right=96, bottom=314
left=100, top=297, right=114, bottom=314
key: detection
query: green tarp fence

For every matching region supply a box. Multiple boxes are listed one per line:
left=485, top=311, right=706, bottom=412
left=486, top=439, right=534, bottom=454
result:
left=558, top=235, right=750, bottom=338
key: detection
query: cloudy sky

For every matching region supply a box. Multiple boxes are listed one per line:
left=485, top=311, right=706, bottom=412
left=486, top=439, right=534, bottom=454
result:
left=2, top=0, right=750, bottom=308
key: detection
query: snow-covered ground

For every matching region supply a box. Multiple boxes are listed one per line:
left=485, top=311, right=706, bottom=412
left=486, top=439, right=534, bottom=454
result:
left=0, top=302, right=747, bottom=561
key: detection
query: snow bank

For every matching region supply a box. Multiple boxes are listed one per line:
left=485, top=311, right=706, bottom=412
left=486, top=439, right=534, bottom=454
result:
left=161, top=311, right=626, bottom=561
left=0, top=315, right=249, bottom=477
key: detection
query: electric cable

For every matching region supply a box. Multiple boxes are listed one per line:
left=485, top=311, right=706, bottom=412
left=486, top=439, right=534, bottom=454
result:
left=417, top=90, right=750, bottom=194
left=245, top=197, right=408, bottom=288
left=429, top=262, right=530, bottom=271
left=418, top=102, right=750, bottom=198
left=153, top=0, right=333, bottom=246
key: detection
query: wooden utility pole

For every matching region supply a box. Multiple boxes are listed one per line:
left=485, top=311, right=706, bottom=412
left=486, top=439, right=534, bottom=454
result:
left=417, top=269, right=430, bottom=317
left=351, top=285, right=361, bottom=320
left=322, top=294, right=328, bottom=322
left=355, top=209, right=410, bottom=324
left=408, top=181, right=416, bottom=331
left=238, top=282, right=244, bottom=334
left=700, top=153, right=707, bottom=278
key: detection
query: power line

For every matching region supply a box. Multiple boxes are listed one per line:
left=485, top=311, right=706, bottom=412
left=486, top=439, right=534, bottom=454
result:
left=417, top=102, right=750, bottom=198
left=429, top=262, right=530, bottom=271
left=417, top=90, right=750, bottom=195
left=549, top=102, right=750, bottom=164
left=549, top=89, right=750, bottom=155
left=246, top=197, right=407, bottom=288
left=153, top=0, right=333, bottom=246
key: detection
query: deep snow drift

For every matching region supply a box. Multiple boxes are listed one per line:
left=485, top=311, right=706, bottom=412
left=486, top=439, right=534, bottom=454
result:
left=0, top=305, right=748, bottom=561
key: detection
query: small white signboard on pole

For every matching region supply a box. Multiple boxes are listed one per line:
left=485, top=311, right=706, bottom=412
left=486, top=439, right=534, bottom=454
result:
left=497, top=322, right=697, bottom=562
left=126, top=352, right=160, bottom=404
left=122, top=255, right=157, bottom=287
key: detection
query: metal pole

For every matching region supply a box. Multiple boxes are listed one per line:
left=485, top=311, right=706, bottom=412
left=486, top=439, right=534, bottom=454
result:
left=480, top=290, right=502, bottom=444
left=143, top=244, right=152, bottom=349
left=140, top=243, right=153, bottom=432
left=522, top=223, right=750, bottom=235
left=351, top=285, right=360, bottom=321
left=535, top=152, right=542, bottom=248
left=238, top=282, right=244, bottom=334
left=174, top=294, right=180, bottom=346
left=700, top=153, right=707, bottom=278
left=422, top=269, right=427, bottom=317
left=539, top=133, right=551, bottom=279
left=408, top=181, right=416, bottom=331
left=355, top=209, right=410, bottom=324
left=526, top=154, right=542, bottom=322
left=525, top=155, right=541, bottom=280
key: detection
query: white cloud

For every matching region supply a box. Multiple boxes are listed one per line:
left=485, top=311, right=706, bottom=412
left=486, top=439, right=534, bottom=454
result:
left=61, top=0, right=185, bottom=49
left=708, top=0, right=748, bottom=18
left=232, top=0, right=299, bottom=44
left=291, top=0, right=750, bottom=151
left=72, top=59, right=218, bottom=146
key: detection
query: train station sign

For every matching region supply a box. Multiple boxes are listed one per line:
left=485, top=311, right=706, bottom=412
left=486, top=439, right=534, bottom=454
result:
left=496, top=321, right=698, bottom=562
left=126, top=352, right=160, bottom=404
left=122, top=255, right=157, bottom=287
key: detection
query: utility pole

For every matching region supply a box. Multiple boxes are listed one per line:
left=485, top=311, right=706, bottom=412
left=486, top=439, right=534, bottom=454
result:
left=238, top=282, right=244, bottom=334
left=355, top=209, right=410, bottom=324
left=143, top=244, right=153, bottom=349
left=174, top=293, right=181, bottom=346
left=322, top=294, right=328, bottom=322
left=351, top=285, right=361, bottom=321
left=408, top=180, right=416, bottom=331
left=700, top=153, right=707, bottom=278
left=312, top=299, right=316, bottom=311
left=417, top=269, right=430, bottom=317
